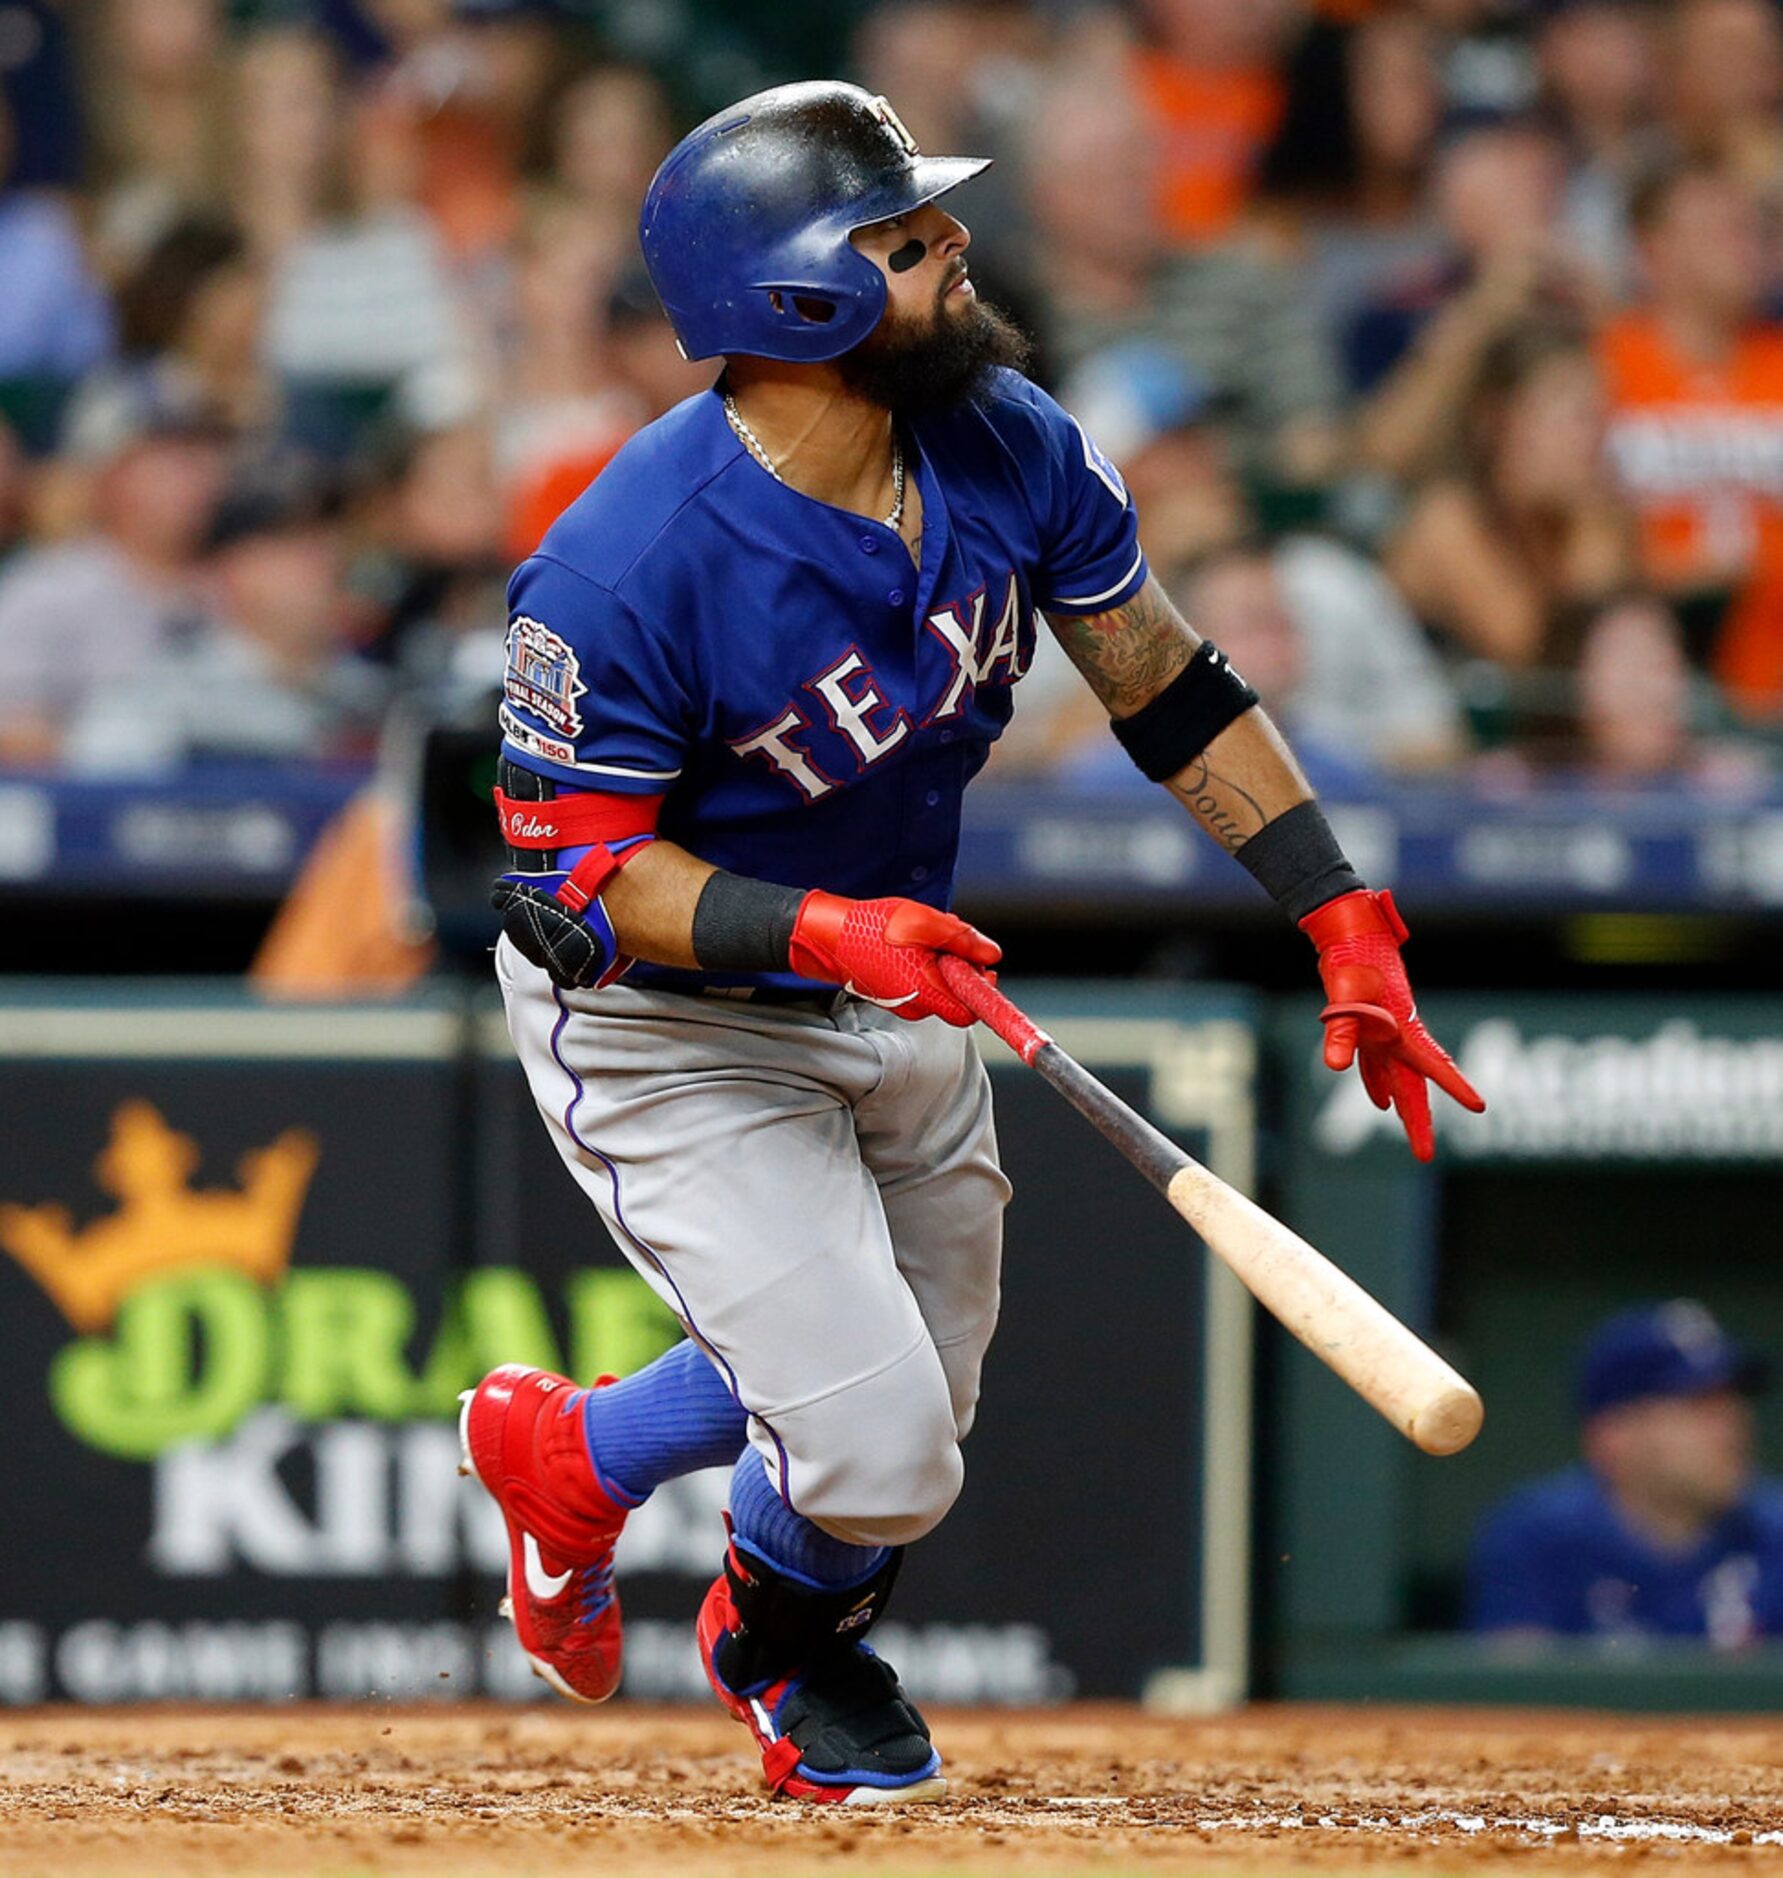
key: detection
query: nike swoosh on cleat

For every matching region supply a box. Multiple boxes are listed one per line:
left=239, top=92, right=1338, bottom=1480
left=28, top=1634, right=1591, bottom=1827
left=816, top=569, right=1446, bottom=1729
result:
left=844, top=982, right=919, bottom=1009
left=523, top=1532, right=574, bottom=1600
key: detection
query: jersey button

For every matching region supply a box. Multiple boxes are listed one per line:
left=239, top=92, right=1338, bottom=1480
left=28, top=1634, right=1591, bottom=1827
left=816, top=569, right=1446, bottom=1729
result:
left=910, top=865, right=930, bottom=883
left=925, top=790, right=940, bottom=807
left=860, top=537, right=879, bottom=554
left=887, top=589, right=904, bottom=605
left=938, top=730, right=954, bottom=744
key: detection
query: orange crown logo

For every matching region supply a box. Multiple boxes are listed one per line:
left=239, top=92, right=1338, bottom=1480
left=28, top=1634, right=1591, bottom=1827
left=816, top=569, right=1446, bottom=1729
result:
left=0, top=1101, right=320, bottom=1332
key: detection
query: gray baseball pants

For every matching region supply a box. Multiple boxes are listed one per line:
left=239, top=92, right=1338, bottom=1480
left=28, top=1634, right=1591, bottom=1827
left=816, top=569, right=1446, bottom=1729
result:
left=496, top=936, right=1008, bottom=1548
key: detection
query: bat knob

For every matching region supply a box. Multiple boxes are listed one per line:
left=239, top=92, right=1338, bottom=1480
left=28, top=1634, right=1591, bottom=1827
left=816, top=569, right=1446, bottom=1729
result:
left=1410, top=1383, right=1484, bottom=1457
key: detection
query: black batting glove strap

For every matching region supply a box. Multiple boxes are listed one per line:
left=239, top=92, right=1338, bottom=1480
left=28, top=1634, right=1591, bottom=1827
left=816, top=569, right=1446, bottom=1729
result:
left=691, top=869, right=806, bottom=973
left=714, top=1543, right=903, bottom=1694
left=1233, top=799, right=1366, bottom=924
left=1111, top=639, right=1260, bottom=783
left=490, top=876, right=618, bottom=989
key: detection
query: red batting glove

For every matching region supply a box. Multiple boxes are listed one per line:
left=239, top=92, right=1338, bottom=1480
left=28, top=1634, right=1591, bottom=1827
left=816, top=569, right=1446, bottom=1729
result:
left=788, top=890, right=1001, bottom=1025
left=1299, top=888, right=1485, bottom=1162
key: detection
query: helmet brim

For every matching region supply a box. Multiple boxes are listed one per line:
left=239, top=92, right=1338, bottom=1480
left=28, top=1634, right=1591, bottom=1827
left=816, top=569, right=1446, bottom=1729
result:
left=843, top=155, right=993, bottom=236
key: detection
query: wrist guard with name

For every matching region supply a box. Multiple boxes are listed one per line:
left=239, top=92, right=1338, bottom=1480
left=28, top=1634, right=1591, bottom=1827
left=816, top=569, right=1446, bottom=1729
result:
left=1110, top=639, right=1259, bottom=783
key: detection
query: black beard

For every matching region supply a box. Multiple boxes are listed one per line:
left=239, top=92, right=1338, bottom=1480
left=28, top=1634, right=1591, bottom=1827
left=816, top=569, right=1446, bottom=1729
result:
left=838, top=282, right=1032, bottom=414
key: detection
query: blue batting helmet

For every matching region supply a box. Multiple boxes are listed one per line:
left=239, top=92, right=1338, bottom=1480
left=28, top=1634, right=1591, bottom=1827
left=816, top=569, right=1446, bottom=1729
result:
left=639, top=81, right=991, bottom=365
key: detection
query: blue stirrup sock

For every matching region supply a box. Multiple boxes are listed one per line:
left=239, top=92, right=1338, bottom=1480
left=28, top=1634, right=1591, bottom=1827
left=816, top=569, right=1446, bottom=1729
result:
left=728, top=1446, right=888, bottom=1588
left=580, top=1338, right=749, bottom=1505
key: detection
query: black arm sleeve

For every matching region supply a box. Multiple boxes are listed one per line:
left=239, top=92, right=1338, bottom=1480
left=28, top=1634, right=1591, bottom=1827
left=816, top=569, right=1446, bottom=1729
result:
left=1109, top=640, right=1260, bottom=782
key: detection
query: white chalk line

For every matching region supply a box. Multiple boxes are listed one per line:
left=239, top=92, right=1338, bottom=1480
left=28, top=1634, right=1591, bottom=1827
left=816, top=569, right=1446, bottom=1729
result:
left=1037, top=1800, right=1782, bottom=1845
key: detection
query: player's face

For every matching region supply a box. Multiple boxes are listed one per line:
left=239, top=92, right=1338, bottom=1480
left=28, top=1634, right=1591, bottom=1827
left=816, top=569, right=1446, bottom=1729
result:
left=852, top=200, right=976, bottom=327
left=1592, top=1387, right=1753, bottom=1524
left=841, top=201, right=1030, bottom=413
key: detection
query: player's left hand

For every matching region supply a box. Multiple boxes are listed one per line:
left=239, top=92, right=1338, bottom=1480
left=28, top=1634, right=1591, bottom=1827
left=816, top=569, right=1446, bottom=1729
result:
left=1299, top=888, right=1484, bottom=1162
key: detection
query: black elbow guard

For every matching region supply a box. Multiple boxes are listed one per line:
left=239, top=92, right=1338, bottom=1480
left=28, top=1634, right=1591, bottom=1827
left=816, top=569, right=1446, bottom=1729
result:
left=1109, top=641, right=1259, bottom=782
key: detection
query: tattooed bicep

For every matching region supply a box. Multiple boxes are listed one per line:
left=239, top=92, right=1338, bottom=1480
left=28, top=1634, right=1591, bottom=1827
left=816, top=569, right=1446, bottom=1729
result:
left=1043, top=575, right=1198, bottom=717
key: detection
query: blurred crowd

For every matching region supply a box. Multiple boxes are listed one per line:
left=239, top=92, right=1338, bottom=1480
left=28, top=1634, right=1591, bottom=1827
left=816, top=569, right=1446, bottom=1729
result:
left=5, top=0, right=1783, bottom=793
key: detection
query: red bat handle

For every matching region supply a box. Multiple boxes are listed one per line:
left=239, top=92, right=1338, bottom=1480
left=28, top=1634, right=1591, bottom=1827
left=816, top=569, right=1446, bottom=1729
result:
left=937, top=954, right=1051, bottom=1064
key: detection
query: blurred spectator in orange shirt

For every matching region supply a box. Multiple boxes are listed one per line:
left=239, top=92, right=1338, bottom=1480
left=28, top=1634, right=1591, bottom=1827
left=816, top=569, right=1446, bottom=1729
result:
left=1389, top=321, right=1637, bottom=666
left=1129, top=0, right=1297, bottom=246
left=1597, top=159, right=1783, bottom=711
left=495, top=199, right=626, bottom=550
left=504, top=264, right=714, bottom=559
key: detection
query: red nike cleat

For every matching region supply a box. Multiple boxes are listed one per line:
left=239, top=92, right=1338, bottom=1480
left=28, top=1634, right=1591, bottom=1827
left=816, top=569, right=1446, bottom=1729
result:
left=459, top=1363, right=632, bottom=1703
left=696, top=1552, right=946, bottom=1804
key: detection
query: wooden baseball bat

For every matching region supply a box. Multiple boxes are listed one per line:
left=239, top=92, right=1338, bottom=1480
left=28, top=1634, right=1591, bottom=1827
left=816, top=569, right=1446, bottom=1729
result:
left=938, top=957, right=1483, bottom=1457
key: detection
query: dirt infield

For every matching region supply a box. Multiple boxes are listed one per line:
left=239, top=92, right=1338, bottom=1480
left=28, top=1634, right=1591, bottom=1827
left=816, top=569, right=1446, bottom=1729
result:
left=3, top=1703, right=1781, bottom=1877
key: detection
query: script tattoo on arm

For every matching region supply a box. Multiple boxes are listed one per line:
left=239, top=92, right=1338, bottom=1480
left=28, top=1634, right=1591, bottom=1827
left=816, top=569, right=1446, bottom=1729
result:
left=1167, top=752, right=1270, bottom=852
left=1043, top=575, right=1194, bottom=718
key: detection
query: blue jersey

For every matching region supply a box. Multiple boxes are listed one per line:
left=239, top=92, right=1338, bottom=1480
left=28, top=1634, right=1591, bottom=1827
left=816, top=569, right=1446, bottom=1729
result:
left=1466, top=1466, right=1783, bottom=1645
left=498, top=369, right=1145, bottom=993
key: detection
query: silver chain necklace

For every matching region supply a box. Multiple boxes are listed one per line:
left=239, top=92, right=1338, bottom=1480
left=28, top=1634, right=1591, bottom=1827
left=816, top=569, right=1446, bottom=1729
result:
left=724, top=391, right=905, bottom=532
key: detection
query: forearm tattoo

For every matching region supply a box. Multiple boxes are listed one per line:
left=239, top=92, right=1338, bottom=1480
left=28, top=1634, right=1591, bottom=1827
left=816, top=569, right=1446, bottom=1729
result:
left=1166, top=753, right=1269, bottom=852
left=1045, top=576, right=1193, bottom=717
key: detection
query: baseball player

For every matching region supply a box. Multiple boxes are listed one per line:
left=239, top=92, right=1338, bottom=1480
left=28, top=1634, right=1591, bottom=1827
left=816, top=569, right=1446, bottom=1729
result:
left=460, top=81, right=1483, bottom=1805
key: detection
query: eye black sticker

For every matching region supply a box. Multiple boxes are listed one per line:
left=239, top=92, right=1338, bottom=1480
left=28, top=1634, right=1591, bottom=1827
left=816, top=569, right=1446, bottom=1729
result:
left=888, top=237, right=927, bottom=273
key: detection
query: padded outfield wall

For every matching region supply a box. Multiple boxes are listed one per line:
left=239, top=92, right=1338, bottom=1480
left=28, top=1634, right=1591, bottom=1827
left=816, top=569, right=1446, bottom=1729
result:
left=0, top=984, right=1253, bottom=1710
left=6, top=984, right=1783, bottom=1712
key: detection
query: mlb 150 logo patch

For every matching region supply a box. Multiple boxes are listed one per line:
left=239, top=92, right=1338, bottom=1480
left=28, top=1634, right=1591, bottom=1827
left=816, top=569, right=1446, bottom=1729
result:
left=504, top=616, right=588, bottom=742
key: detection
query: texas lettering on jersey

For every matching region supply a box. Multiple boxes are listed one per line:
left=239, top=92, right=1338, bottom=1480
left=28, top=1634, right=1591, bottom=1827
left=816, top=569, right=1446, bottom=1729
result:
left=732, top=574, right=1031, bottom=802
left=496, top=368, right=1145, bottom=989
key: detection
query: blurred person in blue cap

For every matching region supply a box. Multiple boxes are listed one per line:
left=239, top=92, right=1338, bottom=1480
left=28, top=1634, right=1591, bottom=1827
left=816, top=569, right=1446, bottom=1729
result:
left=1467, top=1300, right=1783, bottom=1648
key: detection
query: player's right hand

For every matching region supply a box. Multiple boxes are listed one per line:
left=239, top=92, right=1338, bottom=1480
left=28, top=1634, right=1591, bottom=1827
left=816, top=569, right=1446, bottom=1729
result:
left=788, top=890, right=1001, bottom=1025
left=492, top=871, right=628, bottom=991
